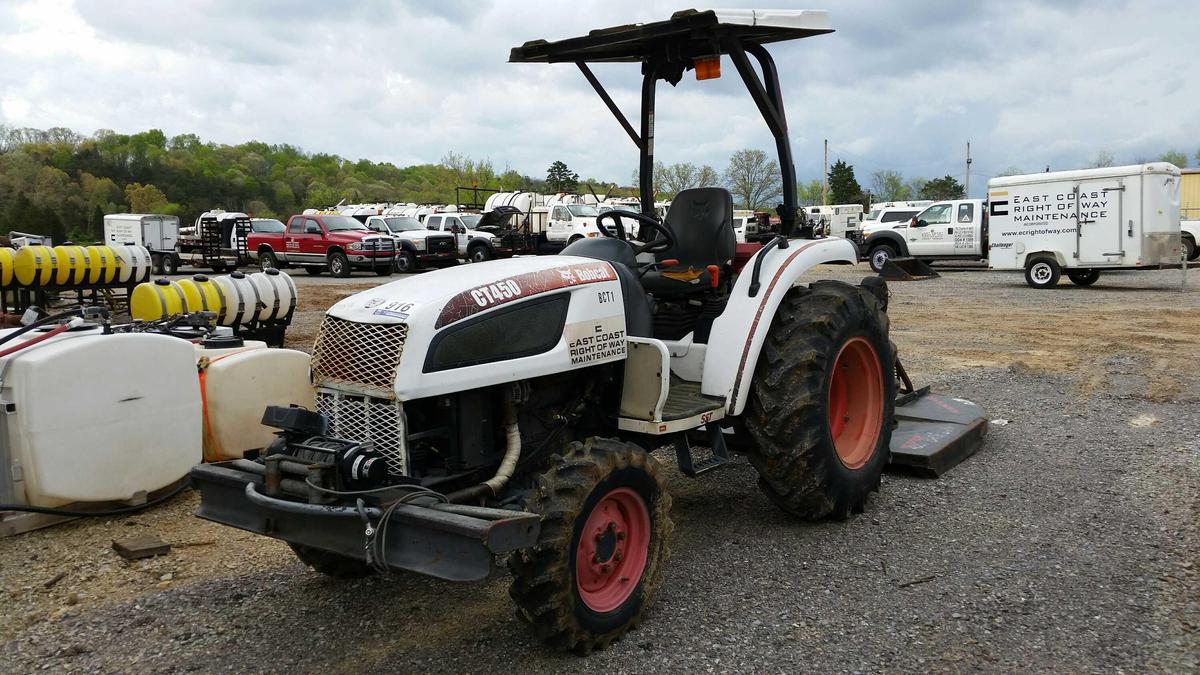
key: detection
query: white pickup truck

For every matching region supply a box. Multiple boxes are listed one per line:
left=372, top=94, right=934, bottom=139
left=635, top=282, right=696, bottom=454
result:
left=860, top=199, right=987, bottom=272
left=423, top=212, right=516, bottom=263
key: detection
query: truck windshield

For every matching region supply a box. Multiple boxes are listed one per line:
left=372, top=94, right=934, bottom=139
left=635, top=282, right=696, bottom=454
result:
left=866, top=208, right=883, bottom=221
left=459, top=215, right=482, bottom=228
left=383, top=217, right=423, bottom=232
left=567, top=205, right=599, bottom=217
left=322, top=215, right=368, bottom=231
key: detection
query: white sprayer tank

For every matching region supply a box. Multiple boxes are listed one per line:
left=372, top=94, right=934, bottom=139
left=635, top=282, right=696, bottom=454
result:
left=0, top=331, right=201, bottom=507
left=199, top=347, right=314, bottom=461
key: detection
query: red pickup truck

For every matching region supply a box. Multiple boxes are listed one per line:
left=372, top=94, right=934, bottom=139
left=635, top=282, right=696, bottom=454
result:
left=248, top=213, right=396, bottom=277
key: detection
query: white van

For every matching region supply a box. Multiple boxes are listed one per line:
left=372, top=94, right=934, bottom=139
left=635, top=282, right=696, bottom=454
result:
left=987, top=163, right=1182, bottom=288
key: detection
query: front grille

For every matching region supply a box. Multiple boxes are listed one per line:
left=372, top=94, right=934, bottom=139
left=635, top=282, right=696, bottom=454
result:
left=429, top=235, right=456, bottom=253
left=310, top=316, right=407, bottom=398
left=316, top=390, right=408, bottom=476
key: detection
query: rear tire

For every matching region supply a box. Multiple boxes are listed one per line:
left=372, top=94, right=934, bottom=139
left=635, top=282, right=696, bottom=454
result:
left=743, top=280, right=895, bottom=520
left=328, top=251, right=351, bottom=278
left=1024, top=257, right=1060, bottom=288
left=161, top=254, right=178, bottom=275
left=259, top=250, right=279, bottom=271
left=1183, top=235, right=1197, bottom=261
left=868, top=244, right=897, bottom=273
left=1067, top=268, right=1100, bottom=287
left=509, top=437, right=672, bottom=654
left=289, top=543, right=374, bottom=579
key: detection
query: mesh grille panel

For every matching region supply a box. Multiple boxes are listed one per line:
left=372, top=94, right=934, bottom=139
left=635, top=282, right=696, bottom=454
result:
left=310, top=317, right=407, bottom=398
left=316, top=390, right=407, bottom=476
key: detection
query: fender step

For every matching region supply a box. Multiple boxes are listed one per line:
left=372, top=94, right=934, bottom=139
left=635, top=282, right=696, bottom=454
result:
left=880, top=257, right=940, bottom=281
left=888, top=392, right=988, bottom=477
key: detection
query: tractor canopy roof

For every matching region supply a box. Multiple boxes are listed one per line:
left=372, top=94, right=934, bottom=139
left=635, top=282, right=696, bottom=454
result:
left=509, top=9, right=831, bottom=64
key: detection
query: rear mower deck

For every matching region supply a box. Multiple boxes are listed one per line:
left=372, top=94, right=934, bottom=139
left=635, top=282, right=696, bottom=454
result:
left=889, top=391, right=988, bottom=477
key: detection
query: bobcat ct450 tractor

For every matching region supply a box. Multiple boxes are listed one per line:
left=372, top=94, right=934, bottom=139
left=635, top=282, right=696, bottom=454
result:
left=192, top=9, right=987, bottom=654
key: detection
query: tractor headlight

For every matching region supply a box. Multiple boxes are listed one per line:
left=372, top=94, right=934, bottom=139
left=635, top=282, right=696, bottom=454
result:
left=349, top=242, right=364, bottom=251
left=413, top=239, right=426, bottom=251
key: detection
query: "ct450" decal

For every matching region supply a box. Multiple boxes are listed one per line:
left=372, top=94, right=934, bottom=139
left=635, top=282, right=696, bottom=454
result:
left=435, top=262, right=617, bottom=328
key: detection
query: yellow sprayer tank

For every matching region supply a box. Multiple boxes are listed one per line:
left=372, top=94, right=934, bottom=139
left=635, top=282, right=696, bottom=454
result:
left=131, top=278, right=190, bottom=321
left=177, top=275, right=223, bottom=318
left=14, top=245, right=57, bottom=286
left=0, top=248, right=14, bottom=287
left=85, top=245, right=118, bottom=284
left=51, top=245, right=82, bottom=285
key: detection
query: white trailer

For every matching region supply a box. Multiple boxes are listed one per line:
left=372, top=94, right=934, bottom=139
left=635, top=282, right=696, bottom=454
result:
left=987, top=163, right=1182, bottom=288
left=804, top=203, right=863, bottom=238
left=103, top=214, right=179, bottom=253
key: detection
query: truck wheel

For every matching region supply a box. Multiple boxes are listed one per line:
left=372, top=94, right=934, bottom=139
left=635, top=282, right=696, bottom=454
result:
left=328, top=251, right=351, bottom=278
left=1024, top=258, right=1060, bottom=288
left=1067, top=269, right=1100, bottom=287
left=868, top=244, right=896, bottom=273
left=373, top=264, right=392, bottom=277
left=394, top=250, right=417, bottom=273
left=258, top=251, right=279, bottom=271
left=743, top=281, right=895, bottom=520
left=468, top=245, right=492, bottom=263
left=162, top=254, right=178, bottom=275
left=289, top=543, right=374, bottom=579
left=509, top=437, right=672, bottom=654
left=1184, top=236, right=1197, bottom=261
left=151, top=254, right=164, bottom=275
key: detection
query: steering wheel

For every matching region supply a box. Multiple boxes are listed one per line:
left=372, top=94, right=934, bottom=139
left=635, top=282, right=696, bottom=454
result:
left=596, top=210, right=676, bottom=256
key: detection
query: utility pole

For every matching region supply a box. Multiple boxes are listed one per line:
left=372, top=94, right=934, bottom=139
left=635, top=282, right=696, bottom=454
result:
left=964, top=141, right=972, bottom=196
left=822, top=139, right=829, bottom=205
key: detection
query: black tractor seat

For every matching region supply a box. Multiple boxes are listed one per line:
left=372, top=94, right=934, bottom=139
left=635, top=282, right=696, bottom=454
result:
left=559, top=237, right=653, bottom=338
left=640, top=187, right=736, bottom=296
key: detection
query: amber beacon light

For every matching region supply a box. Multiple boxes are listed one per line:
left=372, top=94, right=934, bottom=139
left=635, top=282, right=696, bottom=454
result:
left=694, top=55, right=721, bottom=80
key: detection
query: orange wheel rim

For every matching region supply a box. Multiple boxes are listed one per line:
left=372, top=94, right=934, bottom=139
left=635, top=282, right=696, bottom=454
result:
left=827, top=336, right=885, bottom=469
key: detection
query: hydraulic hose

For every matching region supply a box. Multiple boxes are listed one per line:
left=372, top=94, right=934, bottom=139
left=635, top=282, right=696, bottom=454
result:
left=0, top=321, right=75, bottom=359
left=447, top=390, right=522, bottom=503
left=0, top=307, right=99, bottom=349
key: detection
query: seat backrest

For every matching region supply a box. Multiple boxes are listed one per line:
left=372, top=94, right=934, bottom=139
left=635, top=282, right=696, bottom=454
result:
left=660, top=187, right=736, bottom=266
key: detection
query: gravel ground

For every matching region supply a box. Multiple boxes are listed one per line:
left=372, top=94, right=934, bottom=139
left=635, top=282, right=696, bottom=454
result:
left=1, top=263, right=1196, bottom=673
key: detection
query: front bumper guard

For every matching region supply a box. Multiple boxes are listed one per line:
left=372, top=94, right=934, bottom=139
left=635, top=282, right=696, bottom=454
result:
left=191, top=462, right=540, bottom=582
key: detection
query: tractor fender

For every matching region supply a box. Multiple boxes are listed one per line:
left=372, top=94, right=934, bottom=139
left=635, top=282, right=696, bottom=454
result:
left=701, top=238, right=857, bottom=416
left=863, top=231, right=909, bottom=257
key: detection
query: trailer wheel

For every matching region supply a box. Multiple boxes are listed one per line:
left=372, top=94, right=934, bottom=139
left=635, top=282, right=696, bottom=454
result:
left=743, top=281, right=894, bottom=520
left=868, top=243, right=896, bottom=273
left=151, top=254, right=164, bottom=275
left=510, top=437, right=672, bottom=654
left=1024, top=257, right=1060, bottom=288
left=211, top=262, right=229, bottom=273
left=328, top=251, right=351, bottom=278
left=1183, top=235, right=1197, bottom=262
left=161, top=254, right=178, bottom=275
left=304, top=266, right=324, bottom=276
left=289, top=543, right=374, bottom=579
left=1067, top=268, right=1100, bottom=287
left=373, top=264, right=392, bottom=277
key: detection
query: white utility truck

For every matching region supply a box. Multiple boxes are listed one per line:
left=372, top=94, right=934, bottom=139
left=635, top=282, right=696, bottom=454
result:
left=988, top=164, right=1182, bottom=287
left=860, top=198, right=987, bottom=272
left=103, top=213, right=180, bottom=272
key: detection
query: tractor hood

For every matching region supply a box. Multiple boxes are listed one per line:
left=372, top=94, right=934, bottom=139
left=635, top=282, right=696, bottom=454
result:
left=323, top=255, right=629, bottom=401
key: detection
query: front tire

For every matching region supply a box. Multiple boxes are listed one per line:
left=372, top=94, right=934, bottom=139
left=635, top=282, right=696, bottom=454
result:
left=394, top=250, right=417, bottom=273
left=289, top=543, right=373, bottom=579
left=1067, top=268, right=1100, bottom=287
left=468, top=245, right=492, bottom=263
left=509, top=438, right=672, bottom=654
left=743, top=280, right=894, bottom=520
left=1025, top=257, right=1060, bottom=288
left=328, top=251, right=351, bottom=278
left=868, top=244, right=897, bottom=273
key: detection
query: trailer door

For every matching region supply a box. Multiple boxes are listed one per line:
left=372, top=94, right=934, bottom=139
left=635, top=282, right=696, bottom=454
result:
left=1074, top=179, right=1123, bottom=265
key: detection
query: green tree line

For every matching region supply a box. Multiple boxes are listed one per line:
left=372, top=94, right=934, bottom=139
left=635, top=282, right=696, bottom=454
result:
left=0, top=125, right=545, bottom=243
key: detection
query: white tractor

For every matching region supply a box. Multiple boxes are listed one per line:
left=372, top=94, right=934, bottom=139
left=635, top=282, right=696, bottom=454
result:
left=192, top=9, right=986, bottom=654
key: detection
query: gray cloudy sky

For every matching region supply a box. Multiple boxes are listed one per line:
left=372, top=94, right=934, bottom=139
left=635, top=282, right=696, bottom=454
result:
left=0, top=0, right=1196, bottom=196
